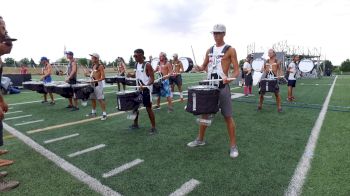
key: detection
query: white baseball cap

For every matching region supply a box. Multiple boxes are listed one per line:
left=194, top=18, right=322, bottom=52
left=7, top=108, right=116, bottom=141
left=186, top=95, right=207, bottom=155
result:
left=89, top=53, right=100, bottom=59
left=211, top=24, right=226, bottom=33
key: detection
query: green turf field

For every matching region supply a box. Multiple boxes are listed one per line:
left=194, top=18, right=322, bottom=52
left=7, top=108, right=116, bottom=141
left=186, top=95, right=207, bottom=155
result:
left=1, top=73, right=349, bottom=195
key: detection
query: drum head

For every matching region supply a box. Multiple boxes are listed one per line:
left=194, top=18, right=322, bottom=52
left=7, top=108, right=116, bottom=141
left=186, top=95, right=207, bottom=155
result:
left=252, top=58, right=265, bottom=71
left=188, top=85, right=218, bottom=90
left=151, top=57, right=160, bottom=71
left=116, top=90, right=137, bottom=95
left=179, top=57, right=194, bottom=72
left=253, top=72, right=263, bottom=86
left=299, top=59, right=314, bottom=73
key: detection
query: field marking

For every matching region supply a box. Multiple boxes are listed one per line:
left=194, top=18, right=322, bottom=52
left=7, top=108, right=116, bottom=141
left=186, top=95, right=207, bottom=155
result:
left=27, top=98, right=186, bottom=134
left=169, top=179, right=201, bottom=196
left=4, top=114, right=32, bottom=121
left=8, top=107, right=13, bottom=110
left=102, top=159, right=144, bottom=178
left=68, top=144, right=106, bottom=158
left=44, top=133, right=80, bottom=144
left=3, top=123, right=121, bottom=196
left=15, top=119, right=44, bottom=126
left=5, top=110, right=23, bottom=115
left=285, top=76, right=338, bottom=196
left=231, top=93, right=245, bottom=99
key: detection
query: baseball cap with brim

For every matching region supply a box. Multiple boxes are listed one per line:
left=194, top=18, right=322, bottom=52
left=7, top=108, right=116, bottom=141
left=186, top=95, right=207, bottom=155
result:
left=3, top=34, right=17, bottom=42
left=211, top=24, right=226, bottom=33
left=40, top=57, right=49, bottom=62
left=89, top=53, right=100, bottom=59
left=65, top=51, right=74, bottom=56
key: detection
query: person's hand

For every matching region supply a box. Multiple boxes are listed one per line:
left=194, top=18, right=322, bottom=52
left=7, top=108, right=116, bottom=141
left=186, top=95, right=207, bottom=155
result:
left=1, top=102, right=8, bottom=113
left=222, top=76, right=229, bottom=84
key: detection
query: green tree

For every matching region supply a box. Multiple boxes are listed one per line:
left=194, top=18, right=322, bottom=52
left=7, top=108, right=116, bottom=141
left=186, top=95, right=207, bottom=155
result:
left=128, top=55, right=135, bottom=68
left=77, top=58, right=90, bottom=67
left=4, top=57, right=15, bottom=66
left=58, top=57, right=68, bottom=64
left=320, top=60, right=333, bottom=76
left=30, top=58, right=37, bottom=67
left=19, top=57, right=30, bottom=65
left=239, top=59, right=245, bottom=68
left=340, top=59, right=350, bottom=72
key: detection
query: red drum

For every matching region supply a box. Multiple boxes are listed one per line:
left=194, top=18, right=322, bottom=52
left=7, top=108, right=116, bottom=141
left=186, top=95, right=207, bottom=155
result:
left=116, top=90, right=140, bottom=111
left=186, top=85, right=220, bottom=115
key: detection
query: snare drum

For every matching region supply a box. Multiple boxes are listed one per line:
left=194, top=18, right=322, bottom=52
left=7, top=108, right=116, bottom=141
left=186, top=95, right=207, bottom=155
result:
left=116, top=90, right=140, bottom=111
left=23, top=81, right=34, bottom=91
left=186, top=85, right=220, bottom=115
left=259, top=79, right=279, bottom=93
left=125, top=78, right=137, bottom=86
left=44, top=82, right=57, bottom=94
left=54, top=83, right=73, bottom=98
left=105, top=76, right=118, bottom=84
left=72, top=83, right=94, bottom=100
left=198, top=81, right=209, bottom=85
left=152, top=81, right=162, bottom=94
left=23, top=81, right=46, bottom=93
left=116, top=75, right=126, bottom=84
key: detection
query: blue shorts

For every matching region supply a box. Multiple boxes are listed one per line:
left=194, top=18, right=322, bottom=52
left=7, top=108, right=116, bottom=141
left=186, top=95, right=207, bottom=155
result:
left=158, top=79, right=171, bottom=97
left=43, top=75, right=52, bottom=84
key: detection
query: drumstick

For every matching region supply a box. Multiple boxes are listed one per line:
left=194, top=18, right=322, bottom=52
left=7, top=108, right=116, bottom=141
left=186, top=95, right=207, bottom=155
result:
left=201, top=77, right=236, bottom=82
left=154, top=74, right=171, bottom=82
left=128, top=85, right=151, bottom=88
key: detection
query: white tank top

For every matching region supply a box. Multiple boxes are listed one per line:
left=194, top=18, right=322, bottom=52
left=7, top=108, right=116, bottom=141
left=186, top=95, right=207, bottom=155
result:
left=208, top=44, right=226, bottom=79
left=136, top=62, right=150, bottom=85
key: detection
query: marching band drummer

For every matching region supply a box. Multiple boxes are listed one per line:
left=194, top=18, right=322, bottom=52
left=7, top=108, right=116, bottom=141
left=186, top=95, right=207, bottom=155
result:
left=287, top=55, right=299, bottom=102
left=127, top=49, right=156, bottom=135
left=170, top=53, right=185, bottom=102
left=257, top=49, right=283, bottom=112
left=187, top=24, right=240, bottom=159
left=243, top=54, right=253, bottom=96
left=153, top=52, right=173, bottom=112
left=85, top=53, right=107, bottom=121
left=40, top=57, right=55, bottom=105
left=65, top=51, right=79, bottom=111
left=116, top=57, right=126, bottom=92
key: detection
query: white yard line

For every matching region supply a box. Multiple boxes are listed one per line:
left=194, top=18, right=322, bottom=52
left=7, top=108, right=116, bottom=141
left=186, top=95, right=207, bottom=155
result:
left=4, top=114, right=32, bottom=121
left=285, top=76, right=338, bottom=196
left=5, top=110, right=23, bottom=115
left=15, top=119, right=44, bottom=126
left=68, top=144, right=106, bottom=158
left=3, top=123, right=121, bottom=196
left=9, top=98, right=64, bottom=106
left=44, top=133, right=80, bottom=144
left=169, top=179, right=201, bottom=196
left=102, top=159, right=144, bottom=178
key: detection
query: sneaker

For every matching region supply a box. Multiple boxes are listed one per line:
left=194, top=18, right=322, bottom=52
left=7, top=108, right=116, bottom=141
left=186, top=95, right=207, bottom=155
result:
left=66, top=105, right=73, bottom=109
left=248, top=94, right=254, bottom=97
left=230, top=145, right=239, bottom=158
left=257, top=106, right=262, bottom=111
left=41, top=100, right=48, bottom=104
left=71, top=107, right=79, bottom=111
left=85, top=113, right=97, bottom=117
left=187, top=139, right=206, bottom=147
left=101, top=115, right=107, bottom=121
left=149, top=128, right=157, bottom=135
left=129, top=124, right=139, bottom=130
left=244, top=94, right=248, bottom=97
left=0, top=159, right=14, bottom=167
left=278, top=108, right=283, bottom=113
left=153, top=106, right=161, bottom=110
left=0, top=171, right=8, bottom=179
left=0, top=180, right=20, bottom=192
left=49, top=101, right=55, bottom=105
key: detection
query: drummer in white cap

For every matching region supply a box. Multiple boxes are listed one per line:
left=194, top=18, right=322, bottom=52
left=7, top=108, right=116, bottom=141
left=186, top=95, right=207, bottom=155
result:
left=187, top=24, right=240, bottom=159
left=170, top=53, right=184, bottom=101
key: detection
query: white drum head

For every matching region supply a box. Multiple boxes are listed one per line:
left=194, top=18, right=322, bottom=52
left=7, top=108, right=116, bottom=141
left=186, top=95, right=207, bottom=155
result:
left=179, top=57, right=194, bottom=72
left=253, top=71, right=263, bottom=86
left=299, top=59, right=314, bottom=73
left=151, top=57, right=160, bottom=71
left=252, top=58, right=265, bottom=71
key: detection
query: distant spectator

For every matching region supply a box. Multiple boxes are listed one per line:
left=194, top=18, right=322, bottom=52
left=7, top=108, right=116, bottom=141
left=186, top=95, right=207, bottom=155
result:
left=19, top=64, right=28, bottom=74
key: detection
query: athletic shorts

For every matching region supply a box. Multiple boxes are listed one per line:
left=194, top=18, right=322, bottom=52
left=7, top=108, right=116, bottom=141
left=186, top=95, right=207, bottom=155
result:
left=288, top=80, right=296, bottom=87
left=89, top=81, right=104, bottom=100
left=158, top=79, right=171, bottom=97
left=219, top=84, right=233, bottom=118
left=244, top=74, right=253, bottom=86
left=169, top=75, right=182, bottom=86
left=141, top=88, right=152, bottom=108
left=0, top=121, right=3, bottom=146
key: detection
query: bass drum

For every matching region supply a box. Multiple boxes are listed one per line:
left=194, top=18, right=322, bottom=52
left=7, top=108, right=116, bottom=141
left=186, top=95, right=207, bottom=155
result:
left=298, top=59, right=314, bottom=73
left=151, top=57, right=160, bottom=71
left=253, top=71, right=263, bottom=86
left=252, top=58, right=265, bottom=71
left=179, top=57, right=194, bottom=72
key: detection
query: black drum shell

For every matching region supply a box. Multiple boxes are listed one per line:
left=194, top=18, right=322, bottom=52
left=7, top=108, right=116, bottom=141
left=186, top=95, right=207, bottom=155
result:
left=54, top=85, right=73, bottom=98
left=116, top=91, right=139, bottom=111
left=186, top=85, right=220, bottom=115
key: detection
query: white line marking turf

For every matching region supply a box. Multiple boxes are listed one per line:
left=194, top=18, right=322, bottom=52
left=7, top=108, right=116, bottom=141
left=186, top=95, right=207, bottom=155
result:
left=4, top=114, right=32, bottom=121
left=3, top=123, right=121, bottom=196
left=169, top=179, right=201, bottom=196
left=68, top=144, right=106, bottom=158
left=44, top=133, right=80, bottom=144
left=102, top=159, right=144, bottom=178
left=285, top=76, right=338, bottom=196
left=5, top=110, right=23, bottom=115
left=15, top=119, right=44, bottom=126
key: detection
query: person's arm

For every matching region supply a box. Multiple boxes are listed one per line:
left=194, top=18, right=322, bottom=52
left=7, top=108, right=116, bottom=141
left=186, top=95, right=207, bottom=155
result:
left=98, top=64, right=105, bottom=81
left=167, top=62, right=173, bottom=76
left=70, top=61, right=77, bottom=79
left=277, top=61, right=282, bottom=77
left=227, top=47, right=239, bottom=81
left=179, top=61, right=184, bottom=73
left=146, top=63, right=154, bottom=85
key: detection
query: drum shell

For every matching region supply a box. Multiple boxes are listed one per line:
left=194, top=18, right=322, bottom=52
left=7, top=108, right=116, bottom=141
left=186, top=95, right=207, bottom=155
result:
left=44, top=84, right=56, bottom=94
left=186, top=86, right=220, bottom=115
left=72, top=84, right=94, bottom=100
left=116, top=76, right=126, bottom=83
left=105, top=76, right=117, bottom=84
left=30, top=82, right=46, bottom=94
left=125, top=78, right=136, bottom=86
left=116, top=91, right=139, bottom=111
left=152, top=82, right=162, bottom=94
left=23, top=82, right=33, bottom=91
left=259, top=79, right=278, bottom=93
left=198, top=81, right=209, bottom=85
left=54, top=85, right=73, bottom=98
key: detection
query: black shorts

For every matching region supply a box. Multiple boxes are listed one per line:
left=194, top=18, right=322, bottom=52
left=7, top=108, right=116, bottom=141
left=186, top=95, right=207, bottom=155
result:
left=141, top=88, right=152, bottom=108
left=288, top=80, right=296, bottom=87
left=169, top=75, right=182, bottom=86
left=67, top=78, right=77, bottom=85
left=0, top=121, right=3, bottom=146
left=244, top=74, right=253, bottom=86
